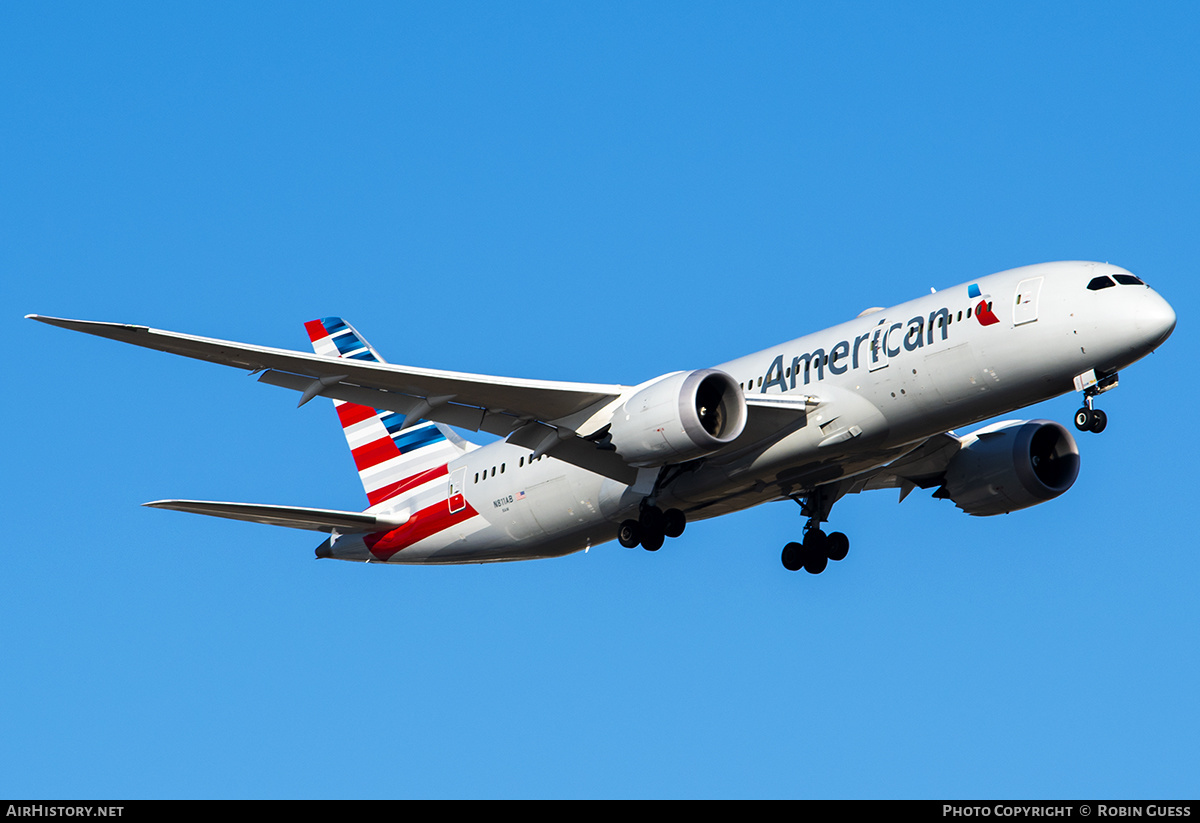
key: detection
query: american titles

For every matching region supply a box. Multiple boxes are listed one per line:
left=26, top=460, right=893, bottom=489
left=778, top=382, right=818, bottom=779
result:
left=759, top=301, right=987, bottom=393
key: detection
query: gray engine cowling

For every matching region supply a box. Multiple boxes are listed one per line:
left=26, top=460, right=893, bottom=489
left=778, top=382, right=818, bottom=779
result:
left=609, top=369, right=747, bottom=468
left=940, top=420, right=1080, bottom=516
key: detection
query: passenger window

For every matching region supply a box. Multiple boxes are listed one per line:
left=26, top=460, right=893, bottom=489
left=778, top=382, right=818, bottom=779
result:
left=1087, top=276, right=1116, bottom=290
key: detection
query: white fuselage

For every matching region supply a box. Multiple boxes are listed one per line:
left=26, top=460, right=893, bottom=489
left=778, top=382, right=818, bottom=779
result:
left=327, top=261, right=1176, bottom=563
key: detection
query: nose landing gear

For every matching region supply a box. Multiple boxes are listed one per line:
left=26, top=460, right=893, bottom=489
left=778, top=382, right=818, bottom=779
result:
left=1074, top=404, right=1107, bottom=434
left=1073, top=369, right=1118, bottom=434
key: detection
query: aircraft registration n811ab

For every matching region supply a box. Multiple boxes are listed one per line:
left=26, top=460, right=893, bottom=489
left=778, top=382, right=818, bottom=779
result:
left=29, top=260, right=1176, bottom=573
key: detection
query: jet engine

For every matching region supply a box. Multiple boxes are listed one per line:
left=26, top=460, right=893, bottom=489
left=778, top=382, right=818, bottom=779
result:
left=939, top=420, right=1080, bottom=516
left=608, top=369, right=747, bottom=468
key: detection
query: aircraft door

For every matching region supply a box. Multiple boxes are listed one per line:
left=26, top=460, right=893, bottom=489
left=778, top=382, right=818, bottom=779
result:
left=448, top=467, right=467, bottom=513
left=1013, top=276, right=1043, bottom=326
left=868, top=321, right=890, bottom=371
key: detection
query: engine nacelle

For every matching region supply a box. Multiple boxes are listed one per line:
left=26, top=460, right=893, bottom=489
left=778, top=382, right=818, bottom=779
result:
left=941, top=420, right=1080, bottom=516
left=609, top=369, right=747, bottom=468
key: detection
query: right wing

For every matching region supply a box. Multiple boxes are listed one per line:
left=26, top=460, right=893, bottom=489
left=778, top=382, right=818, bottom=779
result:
left=841, top=432, right=964, bottom=501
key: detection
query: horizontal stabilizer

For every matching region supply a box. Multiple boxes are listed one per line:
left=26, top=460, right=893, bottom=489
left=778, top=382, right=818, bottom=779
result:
left=143, top=500, right=409, bottom=533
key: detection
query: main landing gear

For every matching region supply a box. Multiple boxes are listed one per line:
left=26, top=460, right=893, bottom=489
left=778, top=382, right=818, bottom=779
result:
left=1073, top=370, right=1118, bottom=434
left=618, top=504, right=686, bottom=552
left=781, top=486, right=850, bottom=574
left=781, top=529, right=849, bottom=574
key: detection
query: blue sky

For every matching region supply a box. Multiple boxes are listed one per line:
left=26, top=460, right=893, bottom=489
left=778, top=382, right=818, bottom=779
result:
left=3, top=3, right=1198, bottom=799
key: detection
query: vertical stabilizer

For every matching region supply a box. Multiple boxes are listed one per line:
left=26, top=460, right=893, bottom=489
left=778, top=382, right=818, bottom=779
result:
left=304, top=317, right=466, bottom=507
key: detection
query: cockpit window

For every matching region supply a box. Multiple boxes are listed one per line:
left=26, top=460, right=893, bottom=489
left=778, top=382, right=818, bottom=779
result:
left=1114, top=274, right=1145, bottom=286
left=1087, top=276, right=1116, bottom=290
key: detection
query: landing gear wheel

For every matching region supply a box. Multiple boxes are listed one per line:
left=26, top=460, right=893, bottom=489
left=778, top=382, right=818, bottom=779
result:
left=1074, top=408, right=1094, bottom=431
left=641, top=530, right=664, bottom=552
left=617, top=520, right=641, bottom=549
left=639, top=506, right=666, bottom=533
left=635, top=505, right=670, bottom=551
left=782, top=542, right=803, bottom=572
left=802, top=552, right=828, bottom=575
left=826, top=532, right=850, bottom=562
left=662, top=509, right=686, bottom=539
left=801, top=529, right=829, bottom=574
left=1088, top=408, right=1108, bottom=433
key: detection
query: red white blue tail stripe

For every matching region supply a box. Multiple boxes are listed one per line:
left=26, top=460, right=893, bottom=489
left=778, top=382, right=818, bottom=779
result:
left=305, top=317, right=466, bottom=508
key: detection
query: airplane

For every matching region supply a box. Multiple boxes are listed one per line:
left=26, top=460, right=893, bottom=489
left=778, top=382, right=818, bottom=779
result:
left=27, top=260, right=1176, bottom=574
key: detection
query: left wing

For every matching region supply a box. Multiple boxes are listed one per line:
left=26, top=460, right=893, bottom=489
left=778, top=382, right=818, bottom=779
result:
left=28, top=315, right=621, bottom=426
left=29, top=315, right=820, bottom=485
left=28, top=314, right=643, bottom=479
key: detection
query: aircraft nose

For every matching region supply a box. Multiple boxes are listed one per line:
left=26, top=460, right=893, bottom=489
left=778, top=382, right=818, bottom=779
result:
left=1136, top=291, right=1177, bottom=349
